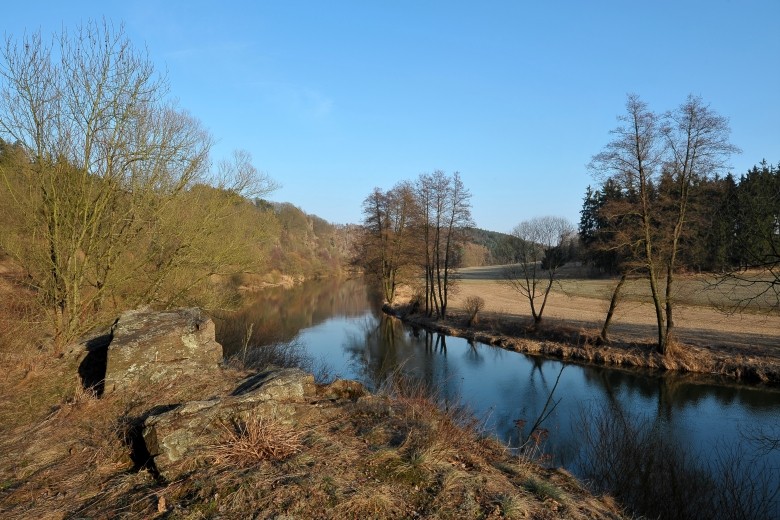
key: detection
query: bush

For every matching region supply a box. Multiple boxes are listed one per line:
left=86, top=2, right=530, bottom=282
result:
left=575, top=402, right=780, bottom=519
left=465, top=296, right=485, bottom=327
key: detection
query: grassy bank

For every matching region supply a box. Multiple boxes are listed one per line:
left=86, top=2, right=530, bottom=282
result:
left=0, top=295, right=624, bottom=519
left=385, top=268, right=780, bottom=385
left=0, top=355, right=625, bottom=519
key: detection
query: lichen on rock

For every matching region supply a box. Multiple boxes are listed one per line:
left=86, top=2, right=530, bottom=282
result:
left=103, top=307, right=223, bottom=395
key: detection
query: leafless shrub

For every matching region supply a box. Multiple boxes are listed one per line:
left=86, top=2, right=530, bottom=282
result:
left=211, top=415, right=305, bottom=467
left=464, top=296, right=485, bottom=327
left=575, top=402, right=779, bottom=520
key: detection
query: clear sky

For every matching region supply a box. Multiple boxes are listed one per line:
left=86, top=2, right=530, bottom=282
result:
left=3, top=1, right=779, bottom=233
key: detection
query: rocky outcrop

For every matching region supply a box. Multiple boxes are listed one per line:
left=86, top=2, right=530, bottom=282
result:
left=141, top=367, right=318, bottom=477
left=70, top=306, right=369, bottom=479
left=103, top=307, right=223, bottom=395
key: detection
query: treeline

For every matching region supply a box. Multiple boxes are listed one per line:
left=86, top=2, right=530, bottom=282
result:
left=262, top=201, right=355, bottom=279
left=581, top=160, right=780, bottom=274
left=0, top=22, right=351, bottom=347
left=355, top=171, right=472, bottom=318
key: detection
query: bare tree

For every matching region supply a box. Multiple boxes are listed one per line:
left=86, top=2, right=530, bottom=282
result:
left=504, top=216, right=574, bottom=325
left=436, top=171, right=472, bottom=318
left=358, top=182, right=417, bottom=303
left=0, top=22, right=280, bottom=346
left=659, top=95, right=740, bottom=342
left=416, top=171, right=446, bottom=317
left=589, top=94, right=738, bottom=354
left=589, top=95, right=667, bottom=351
left=415, top=171, right=472, bottom=319
left=214, top=148, right=279, bottom=199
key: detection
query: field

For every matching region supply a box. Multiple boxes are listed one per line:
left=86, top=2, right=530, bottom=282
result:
left=449, top=265, right=780, bottom=360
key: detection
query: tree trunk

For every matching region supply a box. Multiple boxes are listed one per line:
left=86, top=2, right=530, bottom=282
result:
left=535, top=272, right=556, bottom=324
left=648, top=267, right=667, bottom=354
left=640, top=180, right=667, bottom=354
left=600, top=272, right=627, bottom=343
left=664, top=265, right=675, bottom=350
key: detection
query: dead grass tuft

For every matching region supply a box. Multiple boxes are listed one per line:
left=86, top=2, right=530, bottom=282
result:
left=333, top=486, right=405, bottom=519
left=211, top=415, right=305, bottom=467
left=67, top=382, right=100, bottom=406
left=495, top=492, right=529, bottom=519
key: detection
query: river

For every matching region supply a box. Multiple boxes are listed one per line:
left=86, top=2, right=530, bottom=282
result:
left=215, top=277, right=780, bottom=519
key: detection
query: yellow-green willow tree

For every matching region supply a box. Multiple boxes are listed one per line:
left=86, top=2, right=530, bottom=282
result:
left=0, top=22, right=274, bottom=347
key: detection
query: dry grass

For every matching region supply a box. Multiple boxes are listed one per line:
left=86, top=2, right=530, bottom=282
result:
left=211, top=415, right=305, bottom=467
left=0, top=270, right=47, bottom=362
left=0, top=358, right=626, bottom=519
left=0, top=253, right=625, bottom=518
left=332, top=486, right=405, bottom=518
left=413, top=267, right=780, bottom=383
left=456, top=266, right=780, bottom=337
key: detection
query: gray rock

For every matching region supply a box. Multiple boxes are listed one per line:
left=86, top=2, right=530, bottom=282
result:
left=231, top=366, right=317, bottom=401
left=141, top=366, right=317, bottom=477
left=103, top=307, right=223, bottom=395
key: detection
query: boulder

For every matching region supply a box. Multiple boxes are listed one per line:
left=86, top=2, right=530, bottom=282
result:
left=103, top=307, right=223, bottom=395
left=141, top=367, right=318, bottom=477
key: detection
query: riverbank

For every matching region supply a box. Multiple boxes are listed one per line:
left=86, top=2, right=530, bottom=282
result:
left=382, top=296, right=780, bottom=386
left=0, top=306, right=626, bottom=519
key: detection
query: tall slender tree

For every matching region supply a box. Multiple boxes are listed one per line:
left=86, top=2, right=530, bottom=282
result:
left=658, top=95, right=740, bottom=343
left=589, top=94, right=668, bottom=352
left=416, top=171, right=472, bottom=319
left=589, top=94, right=737, bottom=354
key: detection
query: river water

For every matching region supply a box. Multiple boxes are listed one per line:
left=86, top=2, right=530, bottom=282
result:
left=215, top=277, right=780, bottom=518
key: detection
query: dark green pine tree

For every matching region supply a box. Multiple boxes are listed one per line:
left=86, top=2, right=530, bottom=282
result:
left=685, top=174, right=739, bottom=271
left=579, top=180, right=625, bottom=274
left=734, top=161, right=780, bottom=269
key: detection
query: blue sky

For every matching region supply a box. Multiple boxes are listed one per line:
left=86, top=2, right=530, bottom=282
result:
left=4, top=1, right=779, bottom=233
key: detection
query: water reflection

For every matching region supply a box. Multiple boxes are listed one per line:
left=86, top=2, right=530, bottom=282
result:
left=218, top=277, right=780, bottom=518
left=213, top=277, right=378, bottom=357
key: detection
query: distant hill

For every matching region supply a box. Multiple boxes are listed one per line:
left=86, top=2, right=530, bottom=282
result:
left=460, top=227, right=524, bottom=267
left=256, top=200, right=358, bottom=279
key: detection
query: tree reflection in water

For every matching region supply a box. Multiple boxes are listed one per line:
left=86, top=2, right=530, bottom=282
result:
left=216, top=277, right=780, bottom=520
